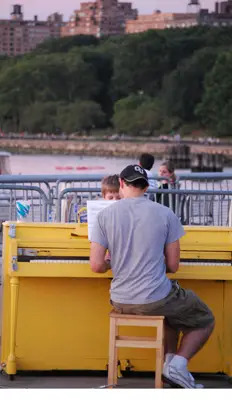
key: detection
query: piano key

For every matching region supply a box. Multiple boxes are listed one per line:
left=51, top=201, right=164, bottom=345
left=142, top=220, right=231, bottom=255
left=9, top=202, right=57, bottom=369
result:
left=180, top=262, right=231, bottom=266
left=29, top=259, right=89, bottom=264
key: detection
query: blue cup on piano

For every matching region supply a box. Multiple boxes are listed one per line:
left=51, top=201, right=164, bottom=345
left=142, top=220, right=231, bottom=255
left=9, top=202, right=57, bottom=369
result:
left=16, top=200, right=30, bottom=222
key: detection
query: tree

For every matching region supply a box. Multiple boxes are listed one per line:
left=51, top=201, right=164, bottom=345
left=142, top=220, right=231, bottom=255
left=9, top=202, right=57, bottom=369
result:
left=19, top=102, right=58, bottom=133
left=79, top=48, right=114, bottom=120
left=162, top=47, right=218, bottom=123
left=64, top=52, right=102, bottom=102
left=112, top=30, right=169, bottom=99
left=0, top=52, right=103, bottom=131
left=1, top=26, right=232, bottom=134
left=113, top=95, right=163, bottom=135
left=35, top=35, right=99, bottom=54
left=195, top=51, right=232, bottom=136
left=56, top=101, right=106, bottom=133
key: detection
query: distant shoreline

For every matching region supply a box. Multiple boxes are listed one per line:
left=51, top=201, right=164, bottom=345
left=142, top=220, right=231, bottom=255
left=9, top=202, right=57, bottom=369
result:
left=1, top=138, right=232, bottom=160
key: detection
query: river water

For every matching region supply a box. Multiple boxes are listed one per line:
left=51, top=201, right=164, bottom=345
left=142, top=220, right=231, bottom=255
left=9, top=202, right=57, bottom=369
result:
left=9, top=153, right=232, bottom=176
left=9, top=154, right=165, bottom=175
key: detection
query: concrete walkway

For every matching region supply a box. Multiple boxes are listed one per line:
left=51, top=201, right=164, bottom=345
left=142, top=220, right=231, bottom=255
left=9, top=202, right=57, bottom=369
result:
left=0, top=372, right=232, bottom=389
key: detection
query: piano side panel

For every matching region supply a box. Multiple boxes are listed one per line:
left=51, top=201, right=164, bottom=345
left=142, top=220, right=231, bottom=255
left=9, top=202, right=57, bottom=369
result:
left=223, top=281, right=232, bottom=376
left=0, top=225, right=12, bottom=368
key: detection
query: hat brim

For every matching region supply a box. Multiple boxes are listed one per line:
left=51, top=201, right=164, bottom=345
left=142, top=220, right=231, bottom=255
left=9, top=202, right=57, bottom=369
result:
left=124, top=175, right=149, bottom=184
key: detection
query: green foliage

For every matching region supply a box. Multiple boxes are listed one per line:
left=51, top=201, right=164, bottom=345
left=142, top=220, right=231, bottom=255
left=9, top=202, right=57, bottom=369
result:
left=0, top=51, right=105, bottom=131
left=35, top=35, right=99, bottom=54
left=112, top=31, right=168, bottom=99
left=19, top=102, right=58, bottom=133
left=0, top=27, right=232, bottom=134
left=113, top=95, right=163, bottom=135
left=56, top=101, right=106, bottom=132
left=195, top=51, right=232, bottom=136
left=162, top=47, right=218, bottom=122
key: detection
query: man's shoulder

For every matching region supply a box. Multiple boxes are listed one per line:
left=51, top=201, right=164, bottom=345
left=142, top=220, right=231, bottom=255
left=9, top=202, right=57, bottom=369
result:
left=149, top=201, right=177, bottom=220
left=98, top=200, right=121, bottom=217
left=149, top=200, right=170, bottom=211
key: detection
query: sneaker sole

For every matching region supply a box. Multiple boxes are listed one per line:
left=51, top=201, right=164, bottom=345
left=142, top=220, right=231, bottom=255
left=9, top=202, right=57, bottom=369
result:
left=162, top=374, right=184, bottom=389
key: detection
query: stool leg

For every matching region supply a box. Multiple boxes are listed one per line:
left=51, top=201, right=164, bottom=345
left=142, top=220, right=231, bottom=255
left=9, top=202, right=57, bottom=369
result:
left=155, top=322, right=164, bottom=388
left=108, top=317, right=118, bottom=387
left=113, top=332, right=119, bottom=385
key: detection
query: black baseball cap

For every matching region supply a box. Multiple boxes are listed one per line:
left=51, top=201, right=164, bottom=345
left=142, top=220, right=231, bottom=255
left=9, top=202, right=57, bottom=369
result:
left=120, top=165, right=149, bottom=184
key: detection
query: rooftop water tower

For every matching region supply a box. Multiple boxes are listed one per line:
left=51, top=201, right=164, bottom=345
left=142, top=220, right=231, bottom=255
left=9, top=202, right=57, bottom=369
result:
left=11, top=4, right=23, bottom=21
left=187, top=0, right=201, bottom=13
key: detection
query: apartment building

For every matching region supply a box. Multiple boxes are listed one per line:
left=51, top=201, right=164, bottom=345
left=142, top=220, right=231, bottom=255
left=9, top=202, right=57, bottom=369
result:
left=61, top=0, right=137, bottom=37
left=126, top=1, right=232, bottom=34
left=200, top=0, right=232, bottom=26
left=126, top=11, right=198, bottom=34
left=0, top=5, right=63, bottom=57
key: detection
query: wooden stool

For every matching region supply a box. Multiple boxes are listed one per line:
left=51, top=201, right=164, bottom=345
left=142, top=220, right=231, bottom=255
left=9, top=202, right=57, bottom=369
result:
left=108, top=312, right=165, bottom=388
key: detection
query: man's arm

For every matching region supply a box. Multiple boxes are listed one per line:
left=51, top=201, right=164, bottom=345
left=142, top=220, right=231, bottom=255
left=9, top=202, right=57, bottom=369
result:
left=90, top=242, right=110, bottom=273
left=164, top=240, right=180, bottom=273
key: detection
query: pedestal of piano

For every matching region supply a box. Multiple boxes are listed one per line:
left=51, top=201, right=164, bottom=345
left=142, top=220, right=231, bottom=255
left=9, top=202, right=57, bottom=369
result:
left=1, top=222, right=232, bottom=377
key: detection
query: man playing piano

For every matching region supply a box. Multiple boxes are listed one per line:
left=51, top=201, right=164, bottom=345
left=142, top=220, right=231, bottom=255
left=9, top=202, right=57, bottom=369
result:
left=90, top=164, right=215, bottom=389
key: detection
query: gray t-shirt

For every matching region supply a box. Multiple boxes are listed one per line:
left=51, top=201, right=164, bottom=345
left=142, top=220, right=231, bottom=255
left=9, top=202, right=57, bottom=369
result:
left=91, top=196, right=185, bottom=304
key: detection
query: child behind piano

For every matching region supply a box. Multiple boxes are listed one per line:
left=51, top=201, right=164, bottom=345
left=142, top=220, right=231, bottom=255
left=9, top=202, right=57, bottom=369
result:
left=101, top=174, right=121, bottom=265
left=77, top=174, right=121, bottom=223
left=101, top=174, right=121, bottom=201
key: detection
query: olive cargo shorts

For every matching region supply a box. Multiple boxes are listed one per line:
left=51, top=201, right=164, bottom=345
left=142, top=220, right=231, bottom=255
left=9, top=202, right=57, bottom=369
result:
left=111, top=280, right=215, bottom=331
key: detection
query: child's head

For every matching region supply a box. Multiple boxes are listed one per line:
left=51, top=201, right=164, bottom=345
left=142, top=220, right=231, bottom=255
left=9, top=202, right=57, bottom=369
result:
left=139, top=153, right=155, bottom=171
left=101, top=174, right=120, bottom=200
left=159, top=161, right=176, bottom=183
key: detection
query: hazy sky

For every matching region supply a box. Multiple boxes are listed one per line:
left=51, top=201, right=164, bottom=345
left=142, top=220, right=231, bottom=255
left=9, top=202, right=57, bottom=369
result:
left=0, top=1, right=216, bottom=20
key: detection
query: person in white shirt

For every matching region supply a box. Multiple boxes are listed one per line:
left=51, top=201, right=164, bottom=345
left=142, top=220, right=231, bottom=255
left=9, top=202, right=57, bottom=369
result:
left=139, top=153, right=158, bottom=200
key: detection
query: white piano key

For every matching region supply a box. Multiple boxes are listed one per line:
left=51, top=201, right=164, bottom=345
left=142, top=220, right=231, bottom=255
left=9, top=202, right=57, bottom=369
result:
left=180, top=261, right=231, bottom=267
left=29, top=259, right=90, bottom=264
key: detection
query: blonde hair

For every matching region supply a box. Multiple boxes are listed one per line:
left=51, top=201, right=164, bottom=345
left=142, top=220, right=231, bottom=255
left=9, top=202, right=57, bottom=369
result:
left=160, top=161, right=176, bottom=183
left=101, top=175, right=120, bottom=197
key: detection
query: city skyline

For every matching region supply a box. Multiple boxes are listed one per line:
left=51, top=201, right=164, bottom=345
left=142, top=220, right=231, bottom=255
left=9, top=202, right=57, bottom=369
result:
left=0, top=0, right=216, bottom=20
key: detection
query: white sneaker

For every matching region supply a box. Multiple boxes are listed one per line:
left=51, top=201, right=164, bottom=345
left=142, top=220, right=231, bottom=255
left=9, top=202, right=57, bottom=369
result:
left=163, top=363, right=204, bottom=389
left=188, top=372, right=204, bottom=389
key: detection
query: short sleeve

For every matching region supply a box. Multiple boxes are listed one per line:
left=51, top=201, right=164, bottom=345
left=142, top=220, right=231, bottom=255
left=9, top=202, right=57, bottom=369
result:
left=90, top=212, right=108, bottom=249
left=166, top=209, right=185, bottom=244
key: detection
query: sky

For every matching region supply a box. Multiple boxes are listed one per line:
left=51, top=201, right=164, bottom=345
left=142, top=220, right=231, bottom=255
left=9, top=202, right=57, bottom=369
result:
left=0, top=0, right=217, bottom=20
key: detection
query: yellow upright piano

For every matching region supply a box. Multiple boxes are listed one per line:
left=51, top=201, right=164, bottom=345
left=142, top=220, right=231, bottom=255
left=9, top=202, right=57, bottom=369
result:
left=1, top=222, right=232, bottom=377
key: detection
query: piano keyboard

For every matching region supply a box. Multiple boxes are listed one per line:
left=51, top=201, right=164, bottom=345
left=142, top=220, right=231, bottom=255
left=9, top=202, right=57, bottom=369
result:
left=26, top=260, right=231, bottom=266
left=180, top=262, right=231, bottom=267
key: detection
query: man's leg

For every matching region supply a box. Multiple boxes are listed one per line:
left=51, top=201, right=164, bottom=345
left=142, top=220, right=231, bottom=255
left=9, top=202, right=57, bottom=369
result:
left=177, top=321, right=215, bottom=360
left=161, top=285, right=215, bottom=388
left=164, top=323, right=178, bottom=354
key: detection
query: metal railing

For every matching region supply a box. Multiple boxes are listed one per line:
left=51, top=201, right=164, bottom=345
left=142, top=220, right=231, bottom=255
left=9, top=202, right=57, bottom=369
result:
left=1, top=173, right=232, bottom=226
left=55, top=186, right=232, bottom=226
left=151, top=188, right=232, bottom=226
left=57, top=187, right=101, bottom=222
left=0, top=184, right=49, bottom=222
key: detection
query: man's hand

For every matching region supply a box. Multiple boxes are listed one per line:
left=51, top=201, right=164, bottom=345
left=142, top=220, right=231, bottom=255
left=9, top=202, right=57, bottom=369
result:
left=90, top=242, right=110, bottom=273
left=164, top=240, right=180, bottom=273
left=104, top=252, right=111, bottom=269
